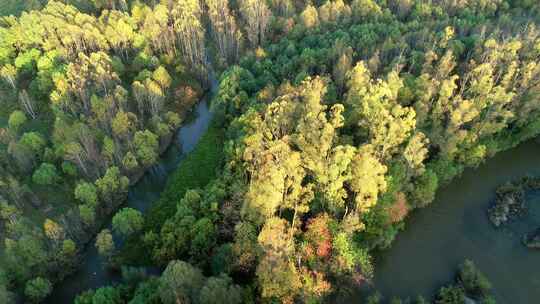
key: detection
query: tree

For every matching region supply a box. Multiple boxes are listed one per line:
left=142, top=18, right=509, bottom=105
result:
left=349, top=146, right=387, bottom=213
left=239, top=0, right=272, bottom=46
left=91, top=286, right=122, bottom=304
left=300, top=5, right=319, bottom=29
left=411, top=169, right=438, bottom=208
left=232, top=222, right=261, bottom=273
left=79, top=205, right=96, bottom=226
left=403, top=132, right=429, bottom=177
left=436, top=286, right=465, bottom=304
left=171, top=0, right=208, bottom=79
left=43, top=218, right=65, bottom=243
left=32, top=163, right=59, bottom=185
left=346, top=62, right=416, bottom=160
left=19, top=132, right=46, bottom=157
left=8, top=110, right=27, bottom=132
left=24, top=277, right=52, bottom=303
left=199, top=275, right=242, bottom=304
left=95, top=166, right=129, bottom=204
left=75, top=182, right=99, bottom=206
left=0, top=64, right=17, bottom=88
left=4, top=234, right=48, bottom=283
left=458, top=260, right=492, bottom=298
left=133, top=130, right=159, bottom=167
left=351, top=0, right=383, bottom=21
left=122, top=151, right=139, bottom=171
left=206, top=0, right=243, bottom=66
left=256, top=218, right=301, bottom=301
left=112, top=208, right=144, bottom=237
left=153, top=66, right=172, bottom=89
left=96, top=229, right=115, bottom=260
left=111, top=111, right=135, bottom=140
left=159, top=260, right=205, bottom=304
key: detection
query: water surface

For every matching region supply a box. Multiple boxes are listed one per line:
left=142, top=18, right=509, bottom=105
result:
left=374, top=140, right=540, bottom=303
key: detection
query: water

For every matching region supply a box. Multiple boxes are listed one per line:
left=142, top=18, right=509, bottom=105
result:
left=45, top=77, right=217, bottom=303
left=373, top=140, right=540, bottom=303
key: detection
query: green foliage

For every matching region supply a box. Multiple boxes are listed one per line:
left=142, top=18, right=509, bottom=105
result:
left=24, top=277, right=52, bottom=303
left=91, top=286, right=123, bottom=304
left=199, top=275, right=243, bottom=304
left=436, top=286, right=465, bottom=304
left=95, top=167, right=129, bottom=204
left=133, top=130, right=159, bottom=167
left=112, top=208, right=144, bottom=237
left=19, top=132, right=46, bottom=155
left=159, top=260, right=205, bottom=304
left=75, top=182, right=98, bottom=206
left=128, top=278, right=161, bottom=304
left=32, top=162, right=59, bottom=185
left=8, top=110, right=27, bottom=131
left=458, top=260, right=492, bottom=298
left=410, top=169, right=439, bottom=208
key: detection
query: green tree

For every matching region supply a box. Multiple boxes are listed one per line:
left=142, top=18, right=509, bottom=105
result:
left=436, top=286, right=465, bottom=304
left=199, top=275, right=242, bottom=304
left=32, top=163, right=59, bottom=185
left=112, top=208, right=144, bottom=237
left=8, top=110, right=27, bottom=132
left=95, top=166, right=129, bottom=204
left=25, top=277, right=52, bottom=303
left=79, top=205, right=96, bottom=226
left=75, top=182, right=99, bottom=206
left=458, top=260, right=492, bottom=298
left=133, top=130, right=159, bottom=167
left=411, top=169, right=438, bottom=208
left=92, top=286, right=122, bottom=304
left=159, top=260, right=205, bottom=304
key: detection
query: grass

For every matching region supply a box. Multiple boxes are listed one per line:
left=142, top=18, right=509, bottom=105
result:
left=120, top=121, right=224, bottom=265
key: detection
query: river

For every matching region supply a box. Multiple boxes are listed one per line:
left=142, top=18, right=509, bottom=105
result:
left=45, top=78, right=216, bottom=303
left=373, top=139, right=540, bottom=303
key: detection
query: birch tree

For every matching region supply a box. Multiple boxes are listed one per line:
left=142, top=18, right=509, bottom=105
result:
left=239, top=0, right=272, bottom=46
left=206, top=0, right=243, bottom=66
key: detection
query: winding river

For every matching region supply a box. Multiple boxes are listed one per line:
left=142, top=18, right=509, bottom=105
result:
left=373, top=139, right=540, bottom=303
left=45, top=78, right=216, bottom=303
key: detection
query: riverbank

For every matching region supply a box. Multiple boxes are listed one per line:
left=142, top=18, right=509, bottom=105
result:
left=120, top=121, right=225, bottom=266
left=44, top=96, right=217, bottom=303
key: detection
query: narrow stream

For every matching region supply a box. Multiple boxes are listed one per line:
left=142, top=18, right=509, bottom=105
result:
left=45, top=76, right=217, bottom=303
left=373, top=139, right=540, bottom=303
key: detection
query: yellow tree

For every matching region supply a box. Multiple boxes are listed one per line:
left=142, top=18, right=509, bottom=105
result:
left=349, top=145, right=387, bottom=213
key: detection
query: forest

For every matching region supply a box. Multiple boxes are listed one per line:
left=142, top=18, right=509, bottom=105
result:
left=1, top=0, right=540, bottom=303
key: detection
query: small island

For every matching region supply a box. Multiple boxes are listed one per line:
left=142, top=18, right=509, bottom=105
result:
left=488, top=176, right=540, bottom=249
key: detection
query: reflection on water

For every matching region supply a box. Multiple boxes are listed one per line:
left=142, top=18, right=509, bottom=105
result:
left=372, top=140, right=540, bottom=303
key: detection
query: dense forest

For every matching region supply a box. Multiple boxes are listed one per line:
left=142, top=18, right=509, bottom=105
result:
left=1, top=0, right=540, bottom=303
